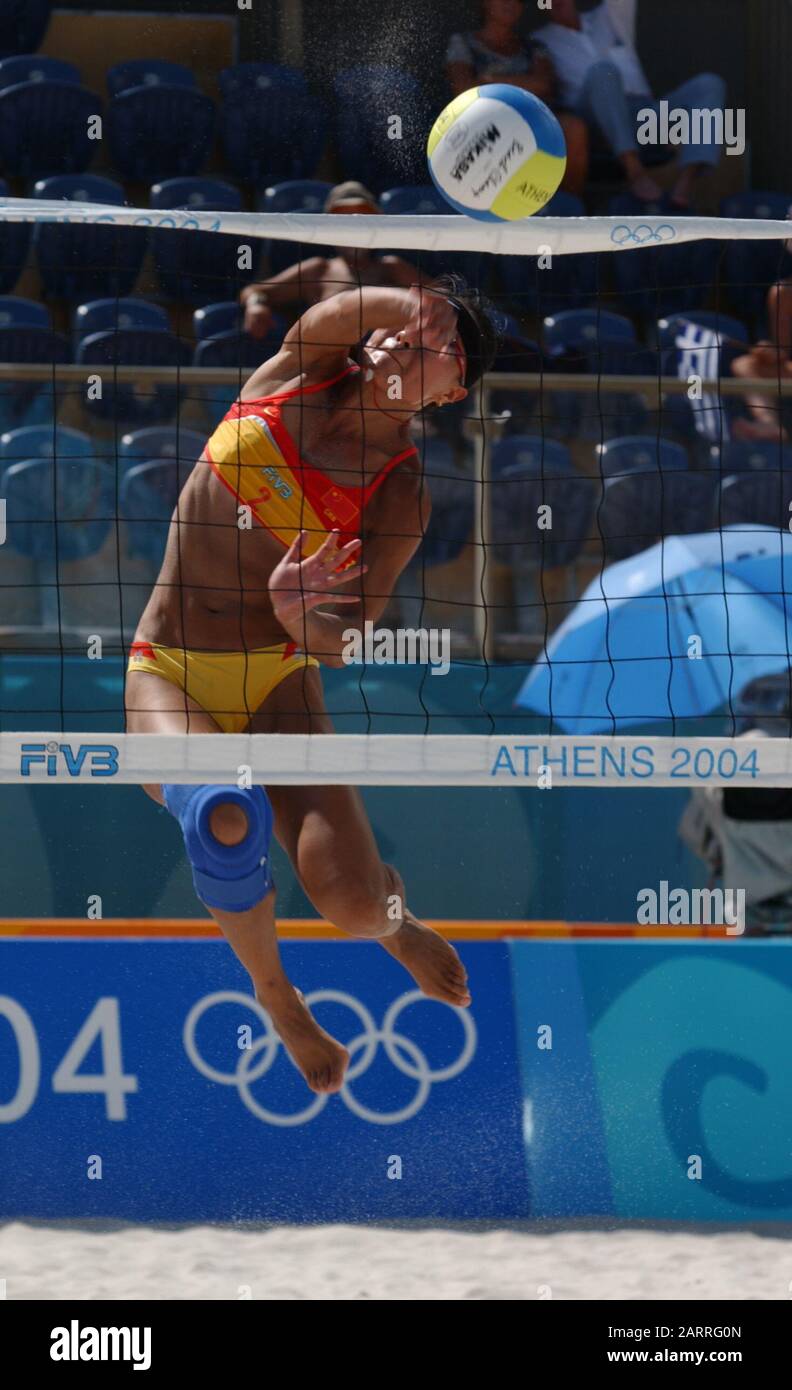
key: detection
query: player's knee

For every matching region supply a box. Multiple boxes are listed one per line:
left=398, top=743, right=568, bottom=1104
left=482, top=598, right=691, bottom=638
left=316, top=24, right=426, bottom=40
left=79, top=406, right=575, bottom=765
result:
left=311, top=862, right=401, bottom=939
left=208, top=800, right=249, bottom=847
left=162, top=784, right=273, bottom=913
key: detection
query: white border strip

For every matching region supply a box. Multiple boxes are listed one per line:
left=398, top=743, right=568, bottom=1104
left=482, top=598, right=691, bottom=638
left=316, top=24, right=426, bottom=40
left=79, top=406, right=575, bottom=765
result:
left=2, top=733, right=791, bottom=787
left=0, top=197, right=789, bottom=256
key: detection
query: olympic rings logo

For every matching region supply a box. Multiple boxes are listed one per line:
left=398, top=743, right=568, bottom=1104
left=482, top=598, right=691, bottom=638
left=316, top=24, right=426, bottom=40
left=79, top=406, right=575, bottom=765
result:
left=610, top=223, right=677, bottom=246
left=182, top=989, right=477, bottom=1126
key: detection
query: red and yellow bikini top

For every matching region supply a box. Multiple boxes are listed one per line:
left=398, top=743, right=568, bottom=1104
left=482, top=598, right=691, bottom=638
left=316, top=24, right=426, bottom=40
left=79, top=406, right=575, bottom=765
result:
left=204, top=362, right=418, bottom=555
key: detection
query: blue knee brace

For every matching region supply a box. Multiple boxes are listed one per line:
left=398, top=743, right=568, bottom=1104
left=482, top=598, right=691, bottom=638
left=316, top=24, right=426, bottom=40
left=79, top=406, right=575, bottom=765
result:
left=162, top=784, right=273, bottom=913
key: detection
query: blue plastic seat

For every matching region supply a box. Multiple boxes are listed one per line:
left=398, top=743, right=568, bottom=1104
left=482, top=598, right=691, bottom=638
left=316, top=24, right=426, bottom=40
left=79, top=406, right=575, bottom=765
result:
left=107, top=85, right=215, bottom=182
left=0, top=55, right=79, bottom=89
left=33, top=173, right=146, bottom=300
left=73, top=297, right=169, bottom=343
left=379, top=181, right=482, bottom=285
left=492, top=461, right=596, bottom=568
left=193, top=329, right=278, bottom=370
left=333, top=66, right=430, bottom=191
left=499, top=190, right=595, bottom=315
left=543, top=309, right=636, bottom=355
left=492, top=436, right=572, bottom=478
left=107, top=59, right=195, bottom=98
left=120, top=459, right=179, bottom=566
left=711, top=441, right=792, bottom=473
left=0, top=174, right=31, bottom=293
left=417, top=439, right=474, bottom=566
left=609, top=192, right=716, bottom=317
left=221, top=66, right=325, bottom=186
left=119, top=426, right=206, bottom=482
left=557, top=344, right=657, bottom=442
left=257, top=180, right=334, bottom=273
left=596, top=435, right=689, bottom=477
left=193, top=301, right=244, bottom=339
left=720, top=193, right=792, bottom=326
left=0, top=1, right=52, bottom=58
left=0, top=80, right=101, bottom=178
left=718, top=470, right=792, bottom=530
left=150, top=177, right=258, bottom=304
left=0, top=423, right=93, bottom=486
left=0, top=296, right=48, bottom=328
left=0, top=325, right=70, bottom=431
left=2, top=457, right=113, bottom=562
left=76, top=329, right=190, bottom=425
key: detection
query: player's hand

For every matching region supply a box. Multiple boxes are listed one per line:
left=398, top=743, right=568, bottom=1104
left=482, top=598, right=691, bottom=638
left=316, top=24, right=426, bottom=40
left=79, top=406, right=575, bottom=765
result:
left=403, top=285, right=459, bottom=351
left=269, top=530, right=367, bottom=629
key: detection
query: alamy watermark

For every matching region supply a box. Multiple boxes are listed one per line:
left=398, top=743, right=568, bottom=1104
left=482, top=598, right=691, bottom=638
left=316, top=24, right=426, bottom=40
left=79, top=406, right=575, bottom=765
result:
left=341, top=621, right=450, bottom=675
left=637, top=880, right=745, bottom=934
left=637, top=101, right=746, bottom=157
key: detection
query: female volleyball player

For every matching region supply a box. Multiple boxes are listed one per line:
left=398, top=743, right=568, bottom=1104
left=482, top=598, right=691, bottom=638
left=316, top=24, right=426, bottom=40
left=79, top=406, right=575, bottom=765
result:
left=125, top=279, right=497, bottom=1094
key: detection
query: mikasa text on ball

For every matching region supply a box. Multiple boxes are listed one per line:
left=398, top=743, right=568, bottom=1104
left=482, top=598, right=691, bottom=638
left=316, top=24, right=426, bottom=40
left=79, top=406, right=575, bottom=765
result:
left=427, top=84, right=567, bottom=222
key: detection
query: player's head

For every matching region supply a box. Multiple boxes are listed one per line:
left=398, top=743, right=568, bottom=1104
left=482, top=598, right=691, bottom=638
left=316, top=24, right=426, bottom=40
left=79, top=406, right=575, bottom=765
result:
left=363, top=274, right=500, bottom=413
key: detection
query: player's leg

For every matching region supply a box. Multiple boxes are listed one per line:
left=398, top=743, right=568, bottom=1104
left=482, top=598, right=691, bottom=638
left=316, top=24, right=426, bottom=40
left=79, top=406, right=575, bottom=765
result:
left=125, top=668, right=348, bottom=1091
left=252, top=664, right=471, bottom=1007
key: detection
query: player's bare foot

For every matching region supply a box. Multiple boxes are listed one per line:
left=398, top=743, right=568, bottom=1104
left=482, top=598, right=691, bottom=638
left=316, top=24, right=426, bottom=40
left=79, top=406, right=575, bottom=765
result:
left=258, top=983, right=349, bottom=1094
left=381, top=915, right=471, bottom=1007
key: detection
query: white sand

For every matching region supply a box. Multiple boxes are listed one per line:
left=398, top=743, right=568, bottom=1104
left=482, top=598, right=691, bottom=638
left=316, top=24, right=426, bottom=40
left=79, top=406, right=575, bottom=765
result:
left=1, top=1224, right=791, bottom=1300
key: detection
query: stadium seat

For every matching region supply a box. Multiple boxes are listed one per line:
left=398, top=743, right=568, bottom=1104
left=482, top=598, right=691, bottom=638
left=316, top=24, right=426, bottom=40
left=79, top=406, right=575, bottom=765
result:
left=718, top=470, right=792, bottom=530
left=0, top=81, right=102, bottom=178
left=258, top=180, right=334, bottom=273
left=586, top=344, right=658, bottom=440
left=498, top=190, right=596, bottom=315
left=379, top=182, right=482, bottom=285
left=0, top=1, right=52, bottom=59
left=150, top=177, right=259, bottom=305
left=0, top=55, right=79, bottom=89
left=76, top=328, right=190, bottom=426
left=119, top=426, right=206, bottom=483
left=608, top=192, right=716, bottom=317
left=596, top=436, right=689, bottom=477
left=333, top=66, right=431, bottom=191
left=416, top=439, right=475, bottom=566
left=720, top=192, right=792, bottom=325
left=120, top=459, right=179, bottom=567
left=2, top=457, right=113, bottom=563
left=657, top=311, right=748, bottom=350
left=491, top=460, right=596, bottom=568
left=193, top=329, right=278, bottom=370
left=492, top=436, right=572, bottom=478
left=220, top=64, right=326, bottom=186
left=0, top=174, right=31, bottom=293
left=73, top=298, right=170, bottom=343
left=107, top=85, right=215, bottom=182
left=106, top=59, right=195, bottom=97
left=0, top=325, right=70, bottom=431
left=33, top=174, right=146, bottom=300
left=710, top=440, right=792, bottom=473
left=0, top=423, right=93, bottom=487
left=597, top=470, right=664, bottom=561
left=543, top=309, right=636, bottom=356
left=193, top=301, right=244, bottom=339
left=0, top=296, right=48, bottom=328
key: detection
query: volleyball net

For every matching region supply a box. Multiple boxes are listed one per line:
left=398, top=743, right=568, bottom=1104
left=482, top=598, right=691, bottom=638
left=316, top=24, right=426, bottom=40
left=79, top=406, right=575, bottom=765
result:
left=1, top=197, right=792, bottom=785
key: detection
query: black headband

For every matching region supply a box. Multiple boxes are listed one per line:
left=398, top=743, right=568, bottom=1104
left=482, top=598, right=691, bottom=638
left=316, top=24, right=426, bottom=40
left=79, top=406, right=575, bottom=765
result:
left=447, top=295, right=489, bottom=388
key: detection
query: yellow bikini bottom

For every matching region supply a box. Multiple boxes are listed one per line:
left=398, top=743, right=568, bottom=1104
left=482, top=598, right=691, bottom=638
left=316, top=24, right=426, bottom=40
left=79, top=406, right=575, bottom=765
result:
left=127, top=640, right=319, bottom=733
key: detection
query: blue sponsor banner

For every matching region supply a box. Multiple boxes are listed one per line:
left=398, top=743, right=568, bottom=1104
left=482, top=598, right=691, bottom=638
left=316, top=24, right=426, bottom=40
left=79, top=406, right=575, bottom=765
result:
left=0, top=939, right=528, bottom=1222
left=510, top=940, right=792, bottom=1221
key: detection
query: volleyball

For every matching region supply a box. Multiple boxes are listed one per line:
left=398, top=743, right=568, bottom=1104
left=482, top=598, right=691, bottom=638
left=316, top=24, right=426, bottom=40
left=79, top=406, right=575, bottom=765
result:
left=427, top=84, right=567, bottom=222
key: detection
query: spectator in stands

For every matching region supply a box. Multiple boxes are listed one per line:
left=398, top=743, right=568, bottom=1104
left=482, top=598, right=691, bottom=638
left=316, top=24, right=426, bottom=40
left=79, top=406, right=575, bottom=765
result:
left=765, top=209, right=792, bottom=359
left=242, top=182, right=432, bottom=339
left=445, top=0, right=589, bottom=197
left=537, top=0, right=727, bottom=207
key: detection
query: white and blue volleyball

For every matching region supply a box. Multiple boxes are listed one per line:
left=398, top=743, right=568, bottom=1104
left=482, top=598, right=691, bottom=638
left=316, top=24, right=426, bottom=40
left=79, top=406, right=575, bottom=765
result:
left=427, top=84, right=567, bottom=222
